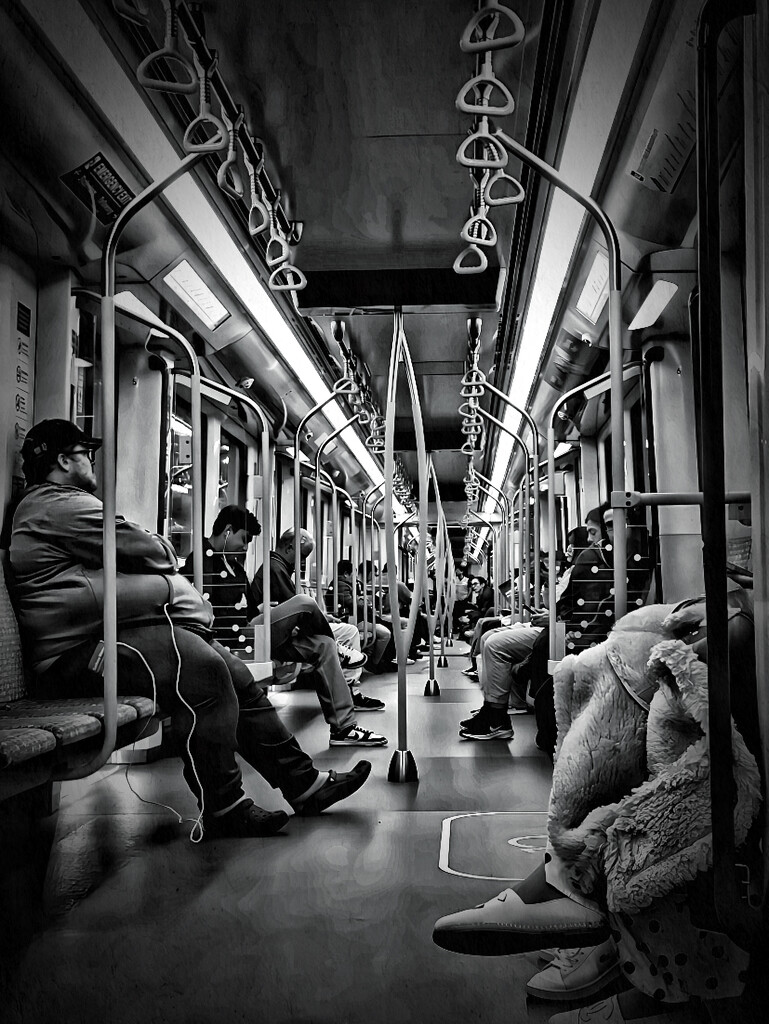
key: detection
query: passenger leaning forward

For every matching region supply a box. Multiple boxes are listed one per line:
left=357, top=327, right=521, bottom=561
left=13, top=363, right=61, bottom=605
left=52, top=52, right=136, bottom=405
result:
left=249, top=527, right=388, bottom=746
left=9, top=420, right=372, bottom=838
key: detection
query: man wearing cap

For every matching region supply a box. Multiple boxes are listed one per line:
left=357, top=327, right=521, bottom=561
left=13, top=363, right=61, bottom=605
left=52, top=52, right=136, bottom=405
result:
left=9, top=419, right=372, bottom=837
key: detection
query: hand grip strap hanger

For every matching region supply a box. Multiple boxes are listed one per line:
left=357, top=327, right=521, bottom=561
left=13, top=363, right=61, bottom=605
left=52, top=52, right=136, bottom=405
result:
left=137, top=0, right=197, bottom=94
left=456, top=117, right=508, bottom=169
left=461, top=206, right=497, bottom=247
left=268, top=263, right=307, bottom=292
left=484, top=167, right=525, bottom=206
left=217, top=105, right=245, bottom=200
left=183, top=50, right=228, bottom=153
left=243, top=140, right=270, bottom=236
left=460, top=0, right=525, bottom=53
left=453, top=243, right=488, bottom=275
left=266, top=191, right=291, bottom=268
left=456, top=55, right=515, bottom=117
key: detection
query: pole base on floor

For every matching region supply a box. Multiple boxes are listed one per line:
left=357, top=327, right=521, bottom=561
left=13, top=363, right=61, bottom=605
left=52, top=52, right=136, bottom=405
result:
left=387, top=748, right=419, bottom=783
left=437, top=655, right=448, bottom=668
left=424, top=678, right=441, bottom=696
left=446, top=637, right=454, bottom=647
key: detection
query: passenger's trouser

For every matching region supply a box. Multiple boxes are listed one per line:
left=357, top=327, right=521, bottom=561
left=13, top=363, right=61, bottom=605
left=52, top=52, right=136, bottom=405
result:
left=470, top=616, right=503, bottom=660
left=258, top=595, right=356, bottom=732
left=358, top=621, right=391, bottom=665
left=480, top=624, right=541, bottom=708
left=37, top=625, right=319, bottom=815
left=330, top=620, right=363, bottom=684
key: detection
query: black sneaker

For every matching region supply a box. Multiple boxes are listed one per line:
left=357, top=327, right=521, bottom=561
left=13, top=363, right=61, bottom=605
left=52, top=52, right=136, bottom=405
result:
left=459, top=707, right=483, bottom=728
left=291, top=761, right=372, bottom=816
left=329, top=724, right=388, bottom=746
left=351, top=691, right=386, bottom=712
left=462, top=667, right=479, bottom=680
left=459, top=706, right=513, bottom=741
left=203, top=799, right=289, bottom=839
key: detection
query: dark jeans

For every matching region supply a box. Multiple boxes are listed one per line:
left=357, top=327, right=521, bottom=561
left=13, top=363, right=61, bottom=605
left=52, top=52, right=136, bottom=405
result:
left=37, top=624, right=318, bottom=814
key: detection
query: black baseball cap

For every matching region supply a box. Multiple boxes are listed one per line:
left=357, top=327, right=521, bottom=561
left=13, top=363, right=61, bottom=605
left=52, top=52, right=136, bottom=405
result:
left=21, top=419, right=102, bottom=482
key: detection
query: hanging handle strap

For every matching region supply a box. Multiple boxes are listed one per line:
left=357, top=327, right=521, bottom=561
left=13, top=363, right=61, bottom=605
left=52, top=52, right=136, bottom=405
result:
left=266, top=191, right=291, bottom=267
left=183, top=51, right=228, bottom=153
left=456, top=118, right=508, bottom=169
left=217, top=105, right=245, bottom=200
left=484, top=167, right=525, bottom=206
left=453, top=243, right=489, bottom=275
left=460, top=1, right=525, bottom=53
left=136, top=0, right=197, bottom=94
left=268, top=263, right=307, bottom=292
left=243, top=142, right=270, bottom=235
left=456, top=55, right=515, bottom=117
left=461, top=209, right=497, bottom=247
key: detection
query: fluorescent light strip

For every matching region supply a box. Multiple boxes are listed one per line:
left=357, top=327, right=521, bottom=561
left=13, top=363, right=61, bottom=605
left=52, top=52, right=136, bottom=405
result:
left=473, top=0, right=652, bottom=559
left=628, top=280, right=678, bottom=330
left=24, top=0, right=382, bottom=487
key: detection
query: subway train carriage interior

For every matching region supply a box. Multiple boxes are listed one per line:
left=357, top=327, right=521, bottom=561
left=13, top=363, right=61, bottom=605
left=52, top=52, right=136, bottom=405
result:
left=1, top=1, right=769, bottom=1022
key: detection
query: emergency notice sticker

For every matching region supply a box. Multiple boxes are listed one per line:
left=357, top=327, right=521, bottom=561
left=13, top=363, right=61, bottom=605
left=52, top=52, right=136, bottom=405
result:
left=60, top=153, right=135, bottom=226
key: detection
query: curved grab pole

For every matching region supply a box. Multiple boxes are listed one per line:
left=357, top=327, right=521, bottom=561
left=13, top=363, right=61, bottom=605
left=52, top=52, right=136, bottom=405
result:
left=475, top=406, right=531, bottom=620
left=475, top=470, right=511, bottom=599
left=495, top=127, right=627, bottom=623
left=73, top=289, right=205, bottom=596
left=545, top=366, right=640, bottom=662
left=384, top=312, right=429, bottom=782
left=511, top=482, right=531, bottom=621
left=59, top=151, right=206, bottom=781
left=474, top=373, right=541, bottom=598
left=335, top=486, right=359, bottom=626
left=422, top=462, right=450, bottom=691
left=369, top=492, right=387, bottom=622
left=313, top=414, right=360, bottom=608
left=293, top=378, right=358, bottom=591
left=198, top=377, right=274, bottom=664
left=361, top=481, right=385, bottom=642
left=474, top=479, right=504, bottom=615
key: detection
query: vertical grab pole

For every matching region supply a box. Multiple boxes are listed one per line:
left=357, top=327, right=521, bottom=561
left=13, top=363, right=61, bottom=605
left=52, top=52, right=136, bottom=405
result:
left=475, top=470, right=511, bottom=602
left=292, top=378, right=358, bottom=592
left=59, top=151, right=205, bottom=780
left=313, top=415, right=360, bottom=609
left=495, top=129, right=626, bottom=618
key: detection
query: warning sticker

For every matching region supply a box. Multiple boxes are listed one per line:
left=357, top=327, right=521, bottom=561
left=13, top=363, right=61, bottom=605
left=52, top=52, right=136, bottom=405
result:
left=60, top=152, right=135, bottom=226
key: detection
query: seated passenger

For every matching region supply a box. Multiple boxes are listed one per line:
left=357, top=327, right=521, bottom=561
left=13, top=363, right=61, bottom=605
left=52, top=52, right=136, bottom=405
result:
left=10, top=420, right=372, bottom=838
left=328, top=559, right=396, bottom=674
left=459, top=508, right=610, bottom=740
left=380, top=562, right=432, bottom=658
left=457, top=575, right=494, bottom=638
left=249, top=528, right=388, bottom=745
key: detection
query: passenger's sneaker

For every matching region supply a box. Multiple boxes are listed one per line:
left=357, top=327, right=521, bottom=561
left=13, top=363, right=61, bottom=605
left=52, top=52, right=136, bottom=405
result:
left=459, top=707, right=483, bottom=728
left=351, top=691, right=386, bottom=712
left=203, top=799, right=289, bottom=839
left=527, top=940, right=620, bottom=1002
left=509, top=705, right=530, bottom=715
left=291, top=760, right=372, bottom=816
left=329, top=723, right=388, bottom=746
left=336, top=643, right=368, bottom=669
left=462, top=667, right=479, bottom=680
left=459, top=704, right=513, bottom=740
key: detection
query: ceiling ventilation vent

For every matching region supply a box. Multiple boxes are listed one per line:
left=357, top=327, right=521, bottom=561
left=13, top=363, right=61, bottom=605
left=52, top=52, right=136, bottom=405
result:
left=16, top=302, right=32, bottom=337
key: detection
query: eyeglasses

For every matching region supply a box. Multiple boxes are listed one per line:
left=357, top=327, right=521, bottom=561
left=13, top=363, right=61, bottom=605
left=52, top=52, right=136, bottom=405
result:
left=65, top=447, right=97, bottom=464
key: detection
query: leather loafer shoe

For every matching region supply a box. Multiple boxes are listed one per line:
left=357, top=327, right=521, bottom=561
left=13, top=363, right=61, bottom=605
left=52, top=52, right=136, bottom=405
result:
left=432, top=889, right=610, bottom=956
left=292, top=760, right=372, bottom=816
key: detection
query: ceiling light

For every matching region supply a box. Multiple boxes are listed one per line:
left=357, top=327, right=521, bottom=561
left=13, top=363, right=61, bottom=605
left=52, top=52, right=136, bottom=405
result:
left=627, top=280, right=678, bottom=330
left=163, top=260, right=230, bottom=331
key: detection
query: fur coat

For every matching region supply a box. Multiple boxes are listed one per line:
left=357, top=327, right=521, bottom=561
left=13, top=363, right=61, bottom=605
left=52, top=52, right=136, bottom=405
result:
left=548, top=603, right=762, bottom=913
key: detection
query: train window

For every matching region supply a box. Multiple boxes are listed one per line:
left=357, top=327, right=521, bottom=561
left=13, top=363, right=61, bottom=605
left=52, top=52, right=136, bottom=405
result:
left=168, top=399, right=193, bottom=559
left=72, top=305, right=100, bottom=439
left=217, top=429, right=247, bottom=513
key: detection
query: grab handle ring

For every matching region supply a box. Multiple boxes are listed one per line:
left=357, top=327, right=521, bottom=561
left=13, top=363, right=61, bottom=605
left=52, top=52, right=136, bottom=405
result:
left=460, top=1, right=525, bottom=53
left=136, top=0, right=197, bottom=94
left=456, top=55, right=515, bottom=117
left=183, top=51, right=228, bottom=154
left=456, top=118, right=508, bottom=169
left=217, top=105, right=245, bottom=200
left=243, top=142, right=270, bottom=236
left=268, top=263, right=308, bottom=292
left=484, top=168, right=525, bottom=207
left=453, top=244, right=489, bottom=275
left=461, top=211, right=497, bottom=247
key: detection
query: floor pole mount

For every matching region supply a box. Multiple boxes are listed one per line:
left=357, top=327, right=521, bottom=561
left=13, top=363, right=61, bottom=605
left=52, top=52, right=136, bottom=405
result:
left=387, top=749, right=419, bottom=783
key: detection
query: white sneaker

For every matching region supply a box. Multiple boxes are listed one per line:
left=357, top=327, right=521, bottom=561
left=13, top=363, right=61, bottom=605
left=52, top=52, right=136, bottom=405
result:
left=527, top=939, right=619, bottom=1002
left=336, top=643, right=368, bottom=669
left=329, top=724, right=388, bottom=746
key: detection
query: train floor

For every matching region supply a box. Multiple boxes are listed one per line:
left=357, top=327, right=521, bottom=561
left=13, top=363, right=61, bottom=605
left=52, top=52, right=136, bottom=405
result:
left=1, top=643, right=626, bottom=1024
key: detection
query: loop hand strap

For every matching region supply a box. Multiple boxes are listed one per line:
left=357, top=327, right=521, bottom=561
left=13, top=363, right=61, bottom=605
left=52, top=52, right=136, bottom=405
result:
left=460, top=1, right=526, bottom=53
left=243, top=144, right=270, bottom=236
left=266, top=233, right=291, bottom=268
left=456, top=55, right=516, bottom=117
left=484, top=167, right=525, bottom=206
left=268, top=263, right=307, bottom=292
left=453, top=243, right=489, bottom=275
left=461, top=440, right=480, bottom=455
left=136, top=0, right=197, bottom=95
left=217, top=106, right=245, bottom=200
left=456, top=119, right=508, bottom=169
left=462, top=368, right=487, bottom=385
left=183, top=51, right=228, bottom=153
left=461, top=211, right=497, bottom=247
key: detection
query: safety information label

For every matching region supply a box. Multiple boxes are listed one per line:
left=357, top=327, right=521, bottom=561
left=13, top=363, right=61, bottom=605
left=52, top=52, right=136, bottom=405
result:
left=60, top=153, right=135, bottom=226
